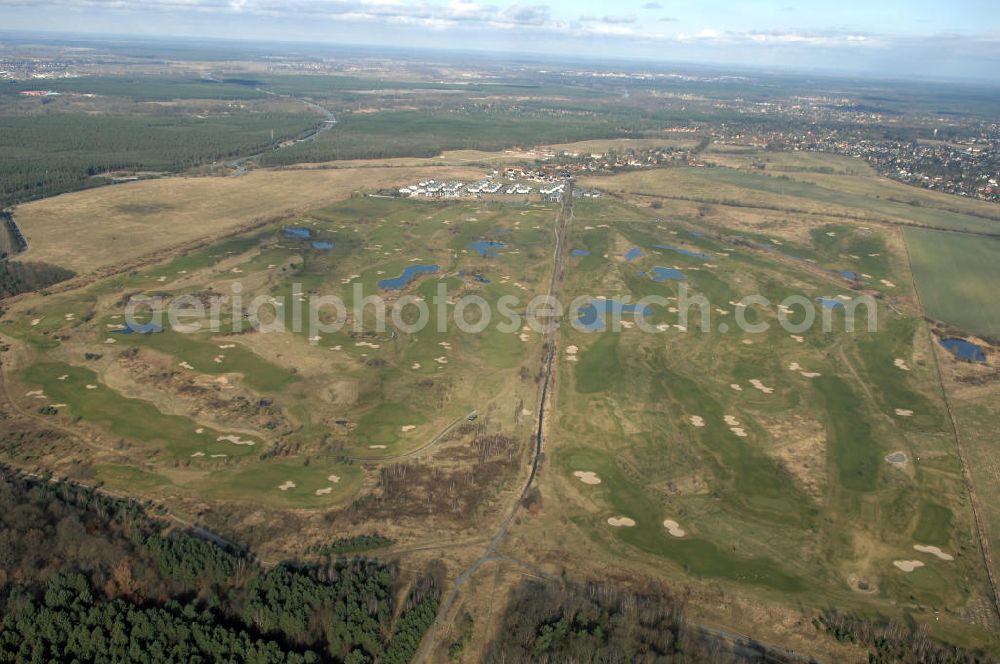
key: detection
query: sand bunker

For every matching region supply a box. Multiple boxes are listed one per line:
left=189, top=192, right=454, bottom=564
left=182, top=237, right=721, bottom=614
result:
left=219, top=344, right=236, bottom=349
left=434, top=356, right=448, bottom=364
left=730, top=427, right=748, bottom=437
left=724, top=415, right=740, bottom=426
left=893, top=358, right=910, bottom=371
left=191, top=452, right=205, bottom=457
left=730, top=384, right=743, bottom=391
left=195, top=428, right=205, bottom=434
left=893, top=560, right=925, bottom=572
left=25, top=390, right=44, bottom=397
left=689, top=415, right=705, bottom=427
left=573, top=470, right=602, bottom=485
left=741, top=339, right=754, bottom=345
left=85, top=384, right=97, bottom=390
left=104, top=338, right=117, bottom=344
left=607, top=517, right=636, bottom=527
left=315, top=487, right=333, bottom=496
left=914, top=545, right=954, bottom=561
left=217, top=435, right=255, bottom=446
left=210, top=454, right=228, bottom=458
left=788, top=362, right=802, bottom=371
left=880, top=279, right=897, bottom=288
left=355, top=341, right=381, bottom=349
left=800, top=371, right=821, bottom=378
left=369, top=445, right=387, bottom=449
left=278, top=481, right=296, bottom=491
left=400, top=425, right=417, bottom=432
left=662, top=519, right=686, bottom=537
left=327, top=475, right=341, bottom=483
left=179, top=361, right=194, bottom=370
left=57, top=375, right=69, bottom=381
left=749, top=379, right=774, bottom=394
left=30, top=318, right=41, bottom=326
left=894, top=408, right=914, bottom=417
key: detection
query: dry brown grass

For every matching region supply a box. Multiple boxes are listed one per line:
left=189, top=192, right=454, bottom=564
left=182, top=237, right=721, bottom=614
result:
left=14, top=165, right=481, bottom=273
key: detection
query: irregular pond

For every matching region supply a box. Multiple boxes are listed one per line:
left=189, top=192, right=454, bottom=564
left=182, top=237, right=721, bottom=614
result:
left=378, top=264, right=440, bottom=290
left=940, top=337, right=987, bottom=363
left=311, top=241, right=335, bottom=250
left=113, top=322, right=164, bottom=335
left=576, top=298, right=652, bottom=331
left=654, top=244, right=712, bottom=260
left=469, top=240, right=505, bottom=257
left=624, top=247, right=643, bottom=262
left=284, top=227, right=311, bottom=239
left=839, top=270, right=859, bottom=281
left=570, top=249, right=591, bottom=257
left=646, top=266, right=685, bottom=282
left=816, top=297, right=845, bottom=310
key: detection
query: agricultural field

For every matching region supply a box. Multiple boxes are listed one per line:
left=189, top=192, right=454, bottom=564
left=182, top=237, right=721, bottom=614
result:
left=905, top=227, right=1000, bottom=339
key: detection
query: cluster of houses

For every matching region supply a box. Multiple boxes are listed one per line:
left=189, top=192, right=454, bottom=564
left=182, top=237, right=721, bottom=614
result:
left=397, top=178, right=574, bottom=201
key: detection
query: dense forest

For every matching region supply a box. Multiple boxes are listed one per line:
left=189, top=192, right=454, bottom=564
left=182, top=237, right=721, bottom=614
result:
left=0, top=468, right=440, bottom=663
left=258, top=108, right=636, bottom=165
left=483, top=580, right=752, bottom=663
left=0, top=111, right=319, bottom=205
left=0, top=260, right=75, bottom=298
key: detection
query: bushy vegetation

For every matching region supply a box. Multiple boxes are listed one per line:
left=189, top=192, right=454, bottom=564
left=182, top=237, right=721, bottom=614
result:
left=815, top=611, right=995, bottom=663
left=0, top=468, right=439, bottom=663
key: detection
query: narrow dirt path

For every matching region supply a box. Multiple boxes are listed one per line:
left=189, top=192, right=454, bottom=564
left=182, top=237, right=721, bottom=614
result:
left=415, top=183, right=574, bottom=662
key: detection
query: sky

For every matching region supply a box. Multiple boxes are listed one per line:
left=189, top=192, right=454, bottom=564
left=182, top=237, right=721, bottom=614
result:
left=3, top=0, right=1000, bottom=80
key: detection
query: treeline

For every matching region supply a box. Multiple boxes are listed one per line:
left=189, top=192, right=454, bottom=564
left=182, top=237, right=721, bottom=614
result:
left=307, top=534, right=395, bottom=557
left=0, top=260, right=75, bottom=298
left=816, top=611, right=996, bottom=664
left=0, top=112, right=318, bottom=205
left=0, top=469, right=440, bottom=663
left=259, top=109, right=636, bottom=165
left=483, top=580, right=752, bottom=663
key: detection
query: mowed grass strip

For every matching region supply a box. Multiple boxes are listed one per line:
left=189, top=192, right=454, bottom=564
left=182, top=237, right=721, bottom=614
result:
left=904, top=227, right=1000, bottom=338
left=812, top=375, right=881, bottom=492
left=22, top=362, right=260, bottom=459
left=913, top=502, right=954, bottom=547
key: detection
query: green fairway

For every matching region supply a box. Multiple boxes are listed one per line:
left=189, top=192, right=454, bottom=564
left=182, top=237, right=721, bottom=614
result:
left=22, top=362, right=261, bottom=459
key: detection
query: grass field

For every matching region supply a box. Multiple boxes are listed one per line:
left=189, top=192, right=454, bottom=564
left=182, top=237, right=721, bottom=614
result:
left=12, top=164, right=480, bottom=273
left=904, top=227, right=1000, bottom=338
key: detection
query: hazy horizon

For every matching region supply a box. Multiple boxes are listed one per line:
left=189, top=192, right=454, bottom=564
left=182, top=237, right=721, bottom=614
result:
left=3, top=0, right=999, bottom=83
